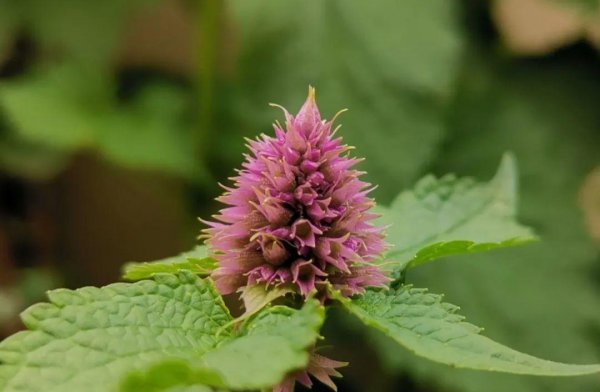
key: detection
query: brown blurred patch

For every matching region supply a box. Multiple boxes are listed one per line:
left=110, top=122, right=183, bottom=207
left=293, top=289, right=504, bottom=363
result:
left=579, top=166, right=600, bottom=244
left=492, top=0, right=600, bottom=55
left=58, top=154, right=189, bottom=286
left=0, top=227, right=15, bottom=285
left=116, top=0, right=236, bottom=77
left=117, top=0, right=195, bottom=75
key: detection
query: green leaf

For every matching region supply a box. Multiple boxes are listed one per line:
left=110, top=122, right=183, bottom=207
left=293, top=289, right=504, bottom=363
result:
left=237, top=284, right=294, bottom=322
left=121, top=300, right=325, bottom=391
left=0, top=272, right=232, bottom=392
left=378, top=153, right=536, bottom=272
left=122, top=246, right=217, bottom=281
left=120, top=360, right=220, bottom=392
left=225, top=0, right=465, bottom=202
left=200, top=300, right=325, bottom=389
left=337, top=287, right=600, bottom=376
left=0, top=269, right=324, bottom=392
left=370, top=52, right=600, bottom=392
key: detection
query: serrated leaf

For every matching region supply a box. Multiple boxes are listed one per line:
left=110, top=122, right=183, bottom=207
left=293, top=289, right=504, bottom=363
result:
left=0, top=272, right=232, bottom=392
left=121, top=301, right=325, bottom=391
left=122, top=246, right=217, bottom=281
left=0, top=65, right=203, bottom=180
left=337, top=287, right=600, bottom=376
left=200, top=301, right=325, bottom=389
left=369, top=51, right=600, bottom=392
left=378, top=153, right=536, bottom=272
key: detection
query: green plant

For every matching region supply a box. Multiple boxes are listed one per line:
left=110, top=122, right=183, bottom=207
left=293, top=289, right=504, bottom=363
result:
left=1, top=91, right=599, bottom=392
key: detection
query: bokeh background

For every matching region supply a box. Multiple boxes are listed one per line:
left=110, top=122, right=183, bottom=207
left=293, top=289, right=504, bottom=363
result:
left=1, top=0, right=600, bottom=391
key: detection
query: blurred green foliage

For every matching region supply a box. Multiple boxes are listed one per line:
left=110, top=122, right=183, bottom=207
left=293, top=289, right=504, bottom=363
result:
left=0, top=0, right=599, bottom=391
left=0, top=0, right=203, bottom=181
left=226, top=0, right=464, bottom=202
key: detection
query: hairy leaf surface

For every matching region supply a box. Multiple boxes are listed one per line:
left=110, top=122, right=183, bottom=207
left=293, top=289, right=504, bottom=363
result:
left=378, top=154, right=536, bottom=272
left=121, top=301, right=325, bottom=391
left=0, top=273, right=232, bottom=391
left=123, top=246, right=217, bottom=281
left=338, top=288, right=600, bottom=376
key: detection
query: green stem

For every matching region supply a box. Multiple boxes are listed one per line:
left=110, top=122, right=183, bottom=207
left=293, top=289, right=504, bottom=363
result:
left=196, top=0, right=222, bottom=160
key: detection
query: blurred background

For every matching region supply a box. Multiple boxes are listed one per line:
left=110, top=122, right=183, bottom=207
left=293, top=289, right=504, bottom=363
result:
left=0, top=0, right=599, bottom=391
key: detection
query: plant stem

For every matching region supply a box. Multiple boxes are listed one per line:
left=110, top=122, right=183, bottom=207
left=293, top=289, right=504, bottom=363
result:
left=196, top=0, right=222, bottom=158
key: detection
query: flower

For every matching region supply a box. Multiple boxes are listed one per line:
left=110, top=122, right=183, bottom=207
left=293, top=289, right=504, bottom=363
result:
left=274, top=351, right=348, bottom=392
left=203, top=87, right=387, bottom=299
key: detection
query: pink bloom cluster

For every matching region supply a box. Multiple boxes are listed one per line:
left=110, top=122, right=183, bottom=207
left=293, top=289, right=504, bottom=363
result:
left=275, top=352, right=347, bottom=392
left=204, top=88, right=387, bottom=299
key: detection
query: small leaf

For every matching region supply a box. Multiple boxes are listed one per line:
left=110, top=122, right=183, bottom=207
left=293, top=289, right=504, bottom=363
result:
left=379, top=153, right=536, bottom=272
left=0, top=272, right=232, bottom=392
left=121, top=300, right=325, bottom=391
left=237, top=284, right=294, bottom=322
left=122, top=245, right=217, bottom=281
left=335, top=287, right=600, bottom=376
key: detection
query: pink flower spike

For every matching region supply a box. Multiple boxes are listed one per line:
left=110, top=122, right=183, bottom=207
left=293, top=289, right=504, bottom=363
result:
left=274, top=351, right=348, bottom=392
left=202, top=87, right=387, bottom=299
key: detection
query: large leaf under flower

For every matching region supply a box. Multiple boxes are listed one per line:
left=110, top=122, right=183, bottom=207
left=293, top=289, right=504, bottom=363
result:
left=335, top=287, right=600, bottom=376
left=121, top=300, right=324, bottom=391
left=0, top=272, right=324, bottom=392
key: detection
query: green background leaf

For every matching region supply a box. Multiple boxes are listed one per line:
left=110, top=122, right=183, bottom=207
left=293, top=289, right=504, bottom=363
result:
left=0, top=65, right=201, bottom=180
left=378, top=154, right=536, bottom=272
left=225, top=0, right=464, bottom=202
